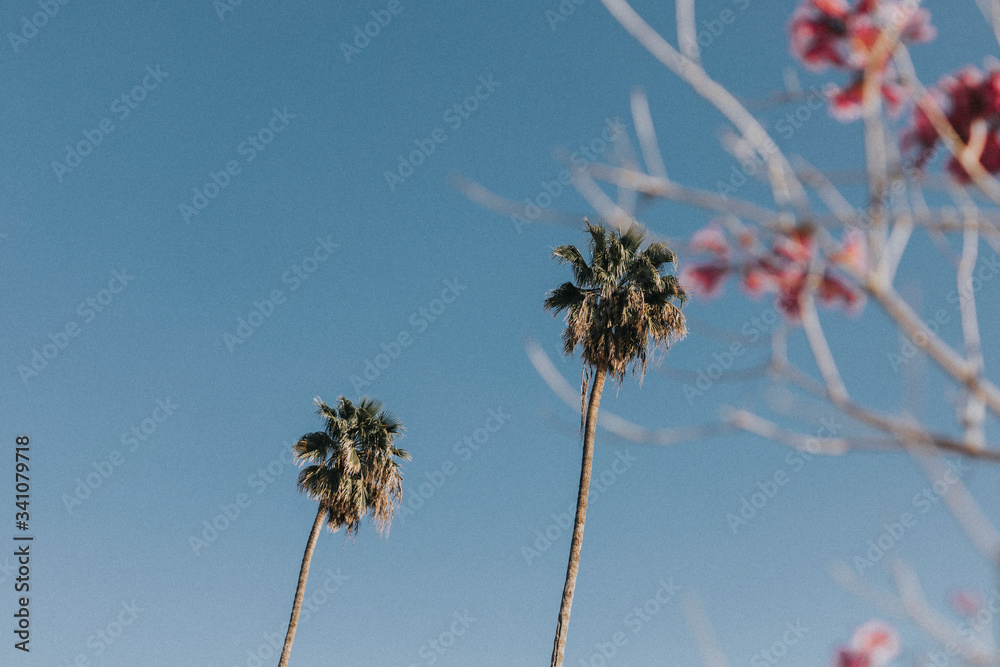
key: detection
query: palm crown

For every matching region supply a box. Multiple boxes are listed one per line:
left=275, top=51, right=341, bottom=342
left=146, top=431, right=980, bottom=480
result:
left=544, top=219, right=688, bottom=384
left=294, top=396, right=410, bottom=537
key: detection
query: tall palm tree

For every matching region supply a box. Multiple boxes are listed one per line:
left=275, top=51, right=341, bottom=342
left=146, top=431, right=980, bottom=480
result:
left=544, top=219, right=687, bottom=667
left=277, top=396, right=410, bottom=667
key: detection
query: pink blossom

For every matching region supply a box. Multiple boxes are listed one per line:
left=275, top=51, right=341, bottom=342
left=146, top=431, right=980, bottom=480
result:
left=835, top=650, right=871, bottom=667
left=683, top=225, right=865, bottom=319
left=851, top=620, right=900, bottom=667
left=829, top=229, right=869, bottom=274
left=832, top=620, right=900, bottom=667
left=790, top=0, right=935, bottom=120
left=689, top=224, right=731, bottom=257
left=682, top=264, right=730, bottom=297
left=950, top=590, right=985, bottom=617
left=903, top=64, right=1000, bottom=181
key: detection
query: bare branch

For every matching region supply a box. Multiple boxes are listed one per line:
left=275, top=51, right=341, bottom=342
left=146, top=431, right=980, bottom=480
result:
left=954, top=187, right=987, bottom=448
left=973, top=0, right=1000, bottom=49
left=890, top=558, right=997, bottom=664
left=866, top=278, right=1000, bottom=418
left=448, top=172, right=585, bottom=229
left=675, top=0, right=700, bottom=65
left=829, top=560, right=908, bottom=618
left=584, top=163, right=783, bottom=227
left=723, top=408, right=850, bottom=455
left=799, top=263, right=850, bottom=403
left=570, top=163, right=633, bottom=228
left=794, top=157, right=864, bottom=230
left=609, top=119, right=641, bottom=218
left=774, top=357, right=1000, bottom=462
left=630, top=88, right=669, bottom=181
left=525, top=338, right=734, bottom=446
left=910, top=448, right=1000, bottom=562
left=682, top=594, right=732, bottom=667
left=598, top=0, right=810, bottom=216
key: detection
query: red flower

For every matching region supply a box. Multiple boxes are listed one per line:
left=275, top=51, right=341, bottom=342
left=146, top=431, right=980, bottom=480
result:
left=835, top=650, right=871, bottom=667
left=904, top=65, right=1000, bottom=182
left=819, top=272, right=863, bottom=310
left=791, top=0, right=933, bottom=70
left=682, top=263, right=730, bottom=297
left=741, top=262, right=775, bottom=296
left=951, top=590, right=985, bottom=616
left=773, top=228, right=813, bottom=263
left=689, top=224, right=731, bottom=257
left=827, top=74, right=908, bottom=121
left=790, top=0, right=935, bottom=120
left=791, top=0, right=853, bottom=70
left=777, top=279, right=807, bottom=318
left=829, top=229, right=869, bottom=274
left=684, top=225, right=865, bottom=319
left=833, top=620, right=899, bottom=667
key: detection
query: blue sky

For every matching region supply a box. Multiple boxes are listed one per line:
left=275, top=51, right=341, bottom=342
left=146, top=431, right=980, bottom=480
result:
left=3, top=0, right=1000, bottom=665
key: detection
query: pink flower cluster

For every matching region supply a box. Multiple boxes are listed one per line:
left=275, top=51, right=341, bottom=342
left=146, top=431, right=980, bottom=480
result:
left=789, top=1, right=1000, bottom=183
left=833, top=620, right=900, bottom=667
left=903, top=64, right=1000, bottom=182
left=682, top=223, right=866, bottom=318
left=789, top=0, right=935, bottom=120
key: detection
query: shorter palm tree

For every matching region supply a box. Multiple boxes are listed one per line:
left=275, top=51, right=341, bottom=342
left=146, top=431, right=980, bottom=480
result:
left=544, top=219, right=687, bottom=667
left=277, top=396, right=410, bottom=667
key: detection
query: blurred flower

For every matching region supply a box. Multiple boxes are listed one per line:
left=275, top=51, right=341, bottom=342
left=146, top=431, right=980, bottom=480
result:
left=829, top=229, right=869, bottom=274
left=903, top=64, right=1000, bottom=182
left=950, top=590, right=985, bottom=617
left=790, top=0, right=854, bottom=70
left=689, top=223, right=731, bottom=257
left=790, top=0, right=935, bottom=119
left=835, top=649, right=871, bottom=667
left=827, top=74, right=907, bottom=121
left=683, top=225, right=865, bottom=318
left=682, top=263, right=729, bottom=297
left=832, top=620, right=900, bottom=666
left=850, top=619, right=900, bottom=666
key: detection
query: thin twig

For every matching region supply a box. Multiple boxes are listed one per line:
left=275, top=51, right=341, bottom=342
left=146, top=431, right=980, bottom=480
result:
left=598, top=0, right=810, bottom=216
left=675, top=0, right=700, bottom=65
left=799, top=261, right=850, bottom=403
left=683, top=594, right=732, bottom=667
left=630, top=88, right=670, bottom=181
left=890, top=558, right=997, bottom=664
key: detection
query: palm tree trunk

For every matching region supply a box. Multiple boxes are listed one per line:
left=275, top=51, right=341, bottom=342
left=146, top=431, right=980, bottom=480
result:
left=550, top=365, right=607, bottom=667
left=277, top=505, right=326, bottom=667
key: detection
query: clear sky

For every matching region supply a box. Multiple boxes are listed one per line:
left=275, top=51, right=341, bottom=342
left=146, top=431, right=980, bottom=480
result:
left=3, top=0, right=1000, bottom=665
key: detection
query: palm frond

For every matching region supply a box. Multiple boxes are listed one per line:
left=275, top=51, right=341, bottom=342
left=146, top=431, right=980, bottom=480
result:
left=293, top=432, right=334, bottom=463
left=294, top=393, right=409, bottom=539
left=546, top=218, right=687, bottom=385
left=552, top=245, right=595, bottom=287
left=544, top=282, right=589, bottom=315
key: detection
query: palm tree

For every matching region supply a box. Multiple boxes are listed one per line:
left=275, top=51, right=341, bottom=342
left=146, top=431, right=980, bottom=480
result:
left=543, top=219, right=687, bottom=667
left=277, top=396, right=410, bottom=667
